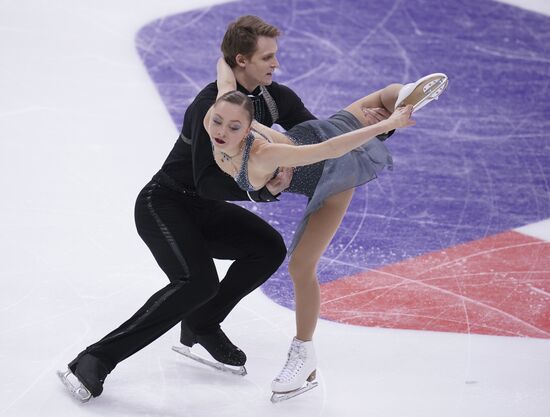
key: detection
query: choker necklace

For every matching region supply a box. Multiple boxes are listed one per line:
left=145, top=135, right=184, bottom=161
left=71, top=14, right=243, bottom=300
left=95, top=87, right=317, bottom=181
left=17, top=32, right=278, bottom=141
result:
left=219, top=140, right=244, bottom=163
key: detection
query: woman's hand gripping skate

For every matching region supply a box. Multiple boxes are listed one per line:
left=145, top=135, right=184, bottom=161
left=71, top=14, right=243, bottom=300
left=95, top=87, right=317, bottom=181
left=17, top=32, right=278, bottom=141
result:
left=388, top=104, right=415, bottom=129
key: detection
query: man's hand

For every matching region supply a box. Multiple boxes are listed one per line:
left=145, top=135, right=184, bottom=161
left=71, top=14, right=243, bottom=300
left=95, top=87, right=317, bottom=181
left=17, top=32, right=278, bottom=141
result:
left=266, top=166, right=293, bottom=196
left=361, top=107, right=392, bottom=125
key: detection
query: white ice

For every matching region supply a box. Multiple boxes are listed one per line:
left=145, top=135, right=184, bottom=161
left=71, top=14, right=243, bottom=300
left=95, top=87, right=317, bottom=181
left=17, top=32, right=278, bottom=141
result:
left=1, top=0, right=549, bottom=416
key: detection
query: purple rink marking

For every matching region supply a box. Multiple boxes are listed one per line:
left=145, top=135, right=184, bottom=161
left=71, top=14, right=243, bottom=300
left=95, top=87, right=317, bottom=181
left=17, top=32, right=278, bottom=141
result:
left=136, top=0, right=550, bottom=309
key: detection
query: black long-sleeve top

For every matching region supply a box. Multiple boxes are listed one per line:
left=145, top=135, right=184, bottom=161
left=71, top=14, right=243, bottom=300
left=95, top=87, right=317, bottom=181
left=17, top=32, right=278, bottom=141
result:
left=158, top=81, right=316, bottom=202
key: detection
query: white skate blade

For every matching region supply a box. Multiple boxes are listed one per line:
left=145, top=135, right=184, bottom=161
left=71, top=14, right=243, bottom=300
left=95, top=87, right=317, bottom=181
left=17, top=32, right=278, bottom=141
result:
left=270, top=380, right=319, bottom=403
left=56, top=369, right=92, bottom=403
left=172, top=345, right=247, bottom=376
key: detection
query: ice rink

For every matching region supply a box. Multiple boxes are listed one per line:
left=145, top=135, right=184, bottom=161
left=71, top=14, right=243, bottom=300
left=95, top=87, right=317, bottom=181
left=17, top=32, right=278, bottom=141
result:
left=1, top=0, right=550, bottom=416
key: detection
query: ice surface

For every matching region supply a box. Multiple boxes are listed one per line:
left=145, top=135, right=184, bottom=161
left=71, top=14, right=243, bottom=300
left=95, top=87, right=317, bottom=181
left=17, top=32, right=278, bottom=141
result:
left=1, top=0, right=549, bottom=416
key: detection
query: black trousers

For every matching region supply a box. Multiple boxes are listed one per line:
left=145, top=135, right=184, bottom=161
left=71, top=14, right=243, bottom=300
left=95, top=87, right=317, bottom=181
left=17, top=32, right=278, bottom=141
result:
left=74, top=180, right=286, bottom=371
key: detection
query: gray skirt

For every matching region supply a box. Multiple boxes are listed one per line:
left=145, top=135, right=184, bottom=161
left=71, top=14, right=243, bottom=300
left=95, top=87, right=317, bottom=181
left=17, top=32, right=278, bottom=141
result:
left=286, top=110, right=393, bottom=254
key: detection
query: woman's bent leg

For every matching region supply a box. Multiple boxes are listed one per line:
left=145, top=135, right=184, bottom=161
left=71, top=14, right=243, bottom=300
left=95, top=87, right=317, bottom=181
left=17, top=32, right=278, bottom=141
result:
left=344, top=83, right=402, bottom=126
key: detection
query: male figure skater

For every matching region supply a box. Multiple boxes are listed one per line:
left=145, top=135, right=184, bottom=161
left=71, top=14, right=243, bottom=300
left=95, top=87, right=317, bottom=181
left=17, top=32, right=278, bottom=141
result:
left=59, top=15, right=318, bottom=401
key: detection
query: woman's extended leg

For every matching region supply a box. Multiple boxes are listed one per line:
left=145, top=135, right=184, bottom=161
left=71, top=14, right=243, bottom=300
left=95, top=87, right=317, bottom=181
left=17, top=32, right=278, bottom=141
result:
left=343, top=84, right=402, bottom=127
left=288, top=188, right=355, bottom=341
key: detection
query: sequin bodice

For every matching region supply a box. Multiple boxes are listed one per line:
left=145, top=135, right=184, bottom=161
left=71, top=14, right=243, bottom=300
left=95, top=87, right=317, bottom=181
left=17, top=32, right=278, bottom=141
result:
left=283, top=125, right=325, bottom=198
left=234, top=133, right=280, bottom=192
left=234, top=129, right=324, bottom=197
left=234, top=133, right=260, bottom=191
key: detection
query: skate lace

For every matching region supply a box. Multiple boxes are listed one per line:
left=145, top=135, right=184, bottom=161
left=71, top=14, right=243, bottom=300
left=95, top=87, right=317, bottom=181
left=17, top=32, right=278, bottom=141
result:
left=275, top=343, right=306, bottom=383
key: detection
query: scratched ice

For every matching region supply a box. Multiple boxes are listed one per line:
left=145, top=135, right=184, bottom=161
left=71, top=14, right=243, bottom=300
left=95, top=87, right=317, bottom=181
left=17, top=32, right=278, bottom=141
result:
left=136, top=0, right=550, bottom=333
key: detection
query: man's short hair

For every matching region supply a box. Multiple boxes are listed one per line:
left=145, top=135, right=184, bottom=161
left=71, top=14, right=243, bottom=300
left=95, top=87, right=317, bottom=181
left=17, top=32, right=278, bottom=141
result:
left=221, top=15, right=281, bottom=68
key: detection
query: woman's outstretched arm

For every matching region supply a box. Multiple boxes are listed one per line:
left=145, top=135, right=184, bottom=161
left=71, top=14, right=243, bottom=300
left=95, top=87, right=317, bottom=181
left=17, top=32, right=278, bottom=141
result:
left=216, top=57, right=237, bottom=100
left=255, top=105, right=415, bottom=172
left=204, top=58, right=237, bottom=130
left=251, top=120, right=292, bottom=144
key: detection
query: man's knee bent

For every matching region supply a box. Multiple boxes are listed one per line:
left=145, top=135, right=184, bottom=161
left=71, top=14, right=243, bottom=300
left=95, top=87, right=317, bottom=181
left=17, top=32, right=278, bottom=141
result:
left=176, top=276, right=219, bottom=308
left=251, top=230, right=287, bottom=267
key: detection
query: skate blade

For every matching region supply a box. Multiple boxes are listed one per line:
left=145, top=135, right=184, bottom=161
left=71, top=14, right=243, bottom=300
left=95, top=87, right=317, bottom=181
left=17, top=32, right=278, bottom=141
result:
left=172, top=345, right=247, bottom=376
left=270, top=380, right=319, bottom=403
left=411, top=77, right=448, bottom=112
left=398, top=74, right=448, bottom=112
left=56, top=369, right=92, bottom=403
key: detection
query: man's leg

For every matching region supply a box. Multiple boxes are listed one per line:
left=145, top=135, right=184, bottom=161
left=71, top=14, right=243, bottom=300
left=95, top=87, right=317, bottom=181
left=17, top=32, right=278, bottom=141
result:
left=183, top=200, right=286, bottom=335
left=64, top=183, right=219, bottom=397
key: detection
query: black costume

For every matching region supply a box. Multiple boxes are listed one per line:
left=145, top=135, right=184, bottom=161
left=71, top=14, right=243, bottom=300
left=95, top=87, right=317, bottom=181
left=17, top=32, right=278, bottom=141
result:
left=66, top=81, right=316, bottom=394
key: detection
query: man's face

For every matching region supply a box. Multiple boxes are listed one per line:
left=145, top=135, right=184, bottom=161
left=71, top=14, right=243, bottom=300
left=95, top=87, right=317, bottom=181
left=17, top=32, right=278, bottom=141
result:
left=241, top=36, right=279, bottom=87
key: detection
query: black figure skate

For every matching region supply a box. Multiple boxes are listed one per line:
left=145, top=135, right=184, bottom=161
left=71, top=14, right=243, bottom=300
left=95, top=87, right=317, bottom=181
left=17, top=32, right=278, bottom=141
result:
left=57, top=353, right=110, bottom=403
left=172, top=322, right=247, bottom=376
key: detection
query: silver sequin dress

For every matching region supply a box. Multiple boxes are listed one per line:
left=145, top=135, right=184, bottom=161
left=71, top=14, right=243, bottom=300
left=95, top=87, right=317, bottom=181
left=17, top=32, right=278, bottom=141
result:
left=235, top=110, right=393, bottom=254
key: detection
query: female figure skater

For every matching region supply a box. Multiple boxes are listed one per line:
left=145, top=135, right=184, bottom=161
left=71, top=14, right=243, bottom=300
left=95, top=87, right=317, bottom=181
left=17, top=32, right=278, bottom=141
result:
left=205, top=58, right=448, bottom=401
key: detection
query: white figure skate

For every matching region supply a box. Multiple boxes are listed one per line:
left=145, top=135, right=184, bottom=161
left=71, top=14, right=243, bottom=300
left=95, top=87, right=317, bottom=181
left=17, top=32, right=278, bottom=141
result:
left=395, top=73, right=448, bottom=112
left=270, top=338, right=318, bottom=403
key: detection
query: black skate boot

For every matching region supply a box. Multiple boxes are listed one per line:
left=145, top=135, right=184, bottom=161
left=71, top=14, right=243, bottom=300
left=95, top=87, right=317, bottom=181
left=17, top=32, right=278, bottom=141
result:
left=173, top=324, right=247, bottom=375
left=196, top=328, right=247, bottom=366
left=179, top=321, right=197, bottom=347
left=58, top=353, right=110, bottom=402
left=70, top=354, right=110, bottom=397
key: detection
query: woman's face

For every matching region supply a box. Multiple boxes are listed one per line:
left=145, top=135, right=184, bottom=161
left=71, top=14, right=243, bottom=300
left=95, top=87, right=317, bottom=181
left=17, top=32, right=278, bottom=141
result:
left=209, top=101, right=251, bottom=152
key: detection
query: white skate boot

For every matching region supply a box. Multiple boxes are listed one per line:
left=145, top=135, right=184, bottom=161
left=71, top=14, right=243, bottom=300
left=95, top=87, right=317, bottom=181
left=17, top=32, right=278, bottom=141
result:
left=395, top=73, right=448, bottom=112
left=270, top=338, right=318, bottom=403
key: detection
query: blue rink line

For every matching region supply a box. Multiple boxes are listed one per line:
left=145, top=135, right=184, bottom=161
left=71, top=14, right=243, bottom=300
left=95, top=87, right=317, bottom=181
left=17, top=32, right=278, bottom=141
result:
left=136, top=0, right=550, bottom=308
